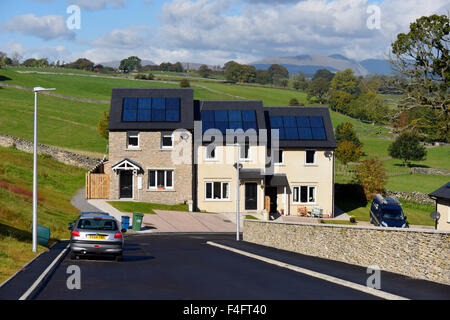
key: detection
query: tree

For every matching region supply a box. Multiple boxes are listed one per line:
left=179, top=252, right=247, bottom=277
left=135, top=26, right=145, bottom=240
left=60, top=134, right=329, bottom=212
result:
left=390, top=14, right=449, bottom=142
left=120, top=56, right=142, bottom=72
left=313, top=69, right=335, bottom=82
left=224, top=62, right=256, bottom=83
left=354, top=158, right=387, bottom=201
left=329, top=69, right=359, bottom=113
left=268, top=64, right=289, bottom=84
left=306, top=77, right=329, bottom=104
left=255, top=70, right=271, bottom=84
left=23, top=58, right=37, bottom=67
left=335, top=122, right=363, bottom=147
left=335, top=140, right=363, bottom=166
left=198, top=64, right=212, bottom=78
left=388, top=131, right=427, bottom=167
left=280, top=79, right=288, bottom=88
left=64, top=58, right=94, bottom=71
left=180, top=79, right=190, bottom=87
left=97, top=112, right=109, bottom=140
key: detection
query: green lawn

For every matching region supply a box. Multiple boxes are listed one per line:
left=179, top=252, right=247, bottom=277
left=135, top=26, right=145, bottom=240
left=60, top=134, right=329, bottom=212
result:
left=0, top=86, right=108, bottom=154
left=0, top=146, right=86, bottom=283
left=107, top=201, right=189, bottom=215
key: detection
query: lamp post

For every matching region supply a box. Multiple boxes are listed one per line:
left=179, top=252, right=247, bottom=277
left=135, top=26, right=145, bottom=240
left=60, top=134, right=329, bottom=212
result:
left=32, top=87, right=55, bottom=252
left=232, top=144, right=243, bottom=241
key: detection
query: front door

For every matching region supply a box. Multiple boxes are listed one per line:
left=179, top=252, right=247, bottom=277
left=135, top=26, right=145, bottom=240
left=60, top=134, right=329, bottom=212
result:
left=120, top=171, right=133, bottom=198
left=265, top=187, right=278, bottom=213
left=245, top=183, right=258, bottom=210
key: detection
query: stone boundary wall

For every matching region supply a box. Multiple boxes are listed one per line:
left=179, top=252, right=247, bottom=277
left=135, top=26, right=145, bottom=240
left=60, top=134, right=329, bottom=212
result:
left=243, top=220, right=450, bottom=285
left=411, top=167, right=450, bottom=176
left=0, top=133, right=102, bottom=169
left=385, top=190, right=435, bottom=205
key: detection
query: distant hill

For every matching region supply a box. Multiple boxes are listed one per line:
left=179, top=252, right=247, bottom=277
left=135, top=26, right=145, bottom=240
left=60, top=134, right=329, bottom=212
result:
left=99, top=60, right=156, bottom=68
left=251, top=54, right=394, bottom=76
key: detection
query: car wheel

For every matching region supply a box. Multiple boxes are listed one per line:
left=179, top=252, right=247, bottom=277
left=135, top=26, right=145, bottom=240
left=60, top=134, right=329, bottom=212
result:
left=115, top=254, right=123, bottom=262
left=70, top=252, right=78, bottom=260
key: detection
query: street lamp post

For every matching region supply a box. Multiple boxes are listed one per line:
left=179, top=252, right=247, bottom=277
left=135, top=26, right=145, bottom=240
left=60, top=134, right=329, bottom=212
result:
left=32, top=87, right=55, bottom=252
left=232, top=144, right=243, bottom=241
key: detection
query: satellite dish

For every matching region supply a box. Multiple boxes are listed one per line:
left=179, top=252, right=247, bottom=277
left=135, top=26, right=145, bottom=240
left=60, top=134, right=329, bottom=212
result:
left=324, top=151, right=333, bottom=158
left=430, top=211, right=440, bottom=220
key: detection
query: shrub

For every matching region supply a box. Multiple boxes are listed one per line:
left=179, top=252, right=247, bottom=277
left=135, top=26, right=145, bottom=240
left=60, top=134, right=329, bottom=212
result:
left=354, top=158, right=387, bottom=201
left=289, top=98, right=300, bottom=106
left=179, top=79, right=190, bottom=88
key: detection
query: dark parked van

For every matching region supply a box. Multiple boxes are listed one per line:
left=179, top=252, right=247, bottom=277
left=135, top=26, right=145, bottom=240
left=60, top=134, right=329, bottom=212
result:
left=370, top=194, right=408, bottom=228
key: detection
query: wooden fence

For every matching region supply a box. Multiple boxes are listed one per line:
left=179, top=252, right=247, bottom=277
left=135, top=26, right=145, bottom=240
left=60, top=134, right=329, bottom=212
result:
left=86, top=173, right=110, bottom=199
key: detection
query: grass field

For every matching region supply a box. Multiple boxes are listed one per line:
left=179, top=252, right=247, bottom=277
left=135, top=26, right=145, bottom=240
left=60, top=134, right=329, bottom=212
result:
left=107, top=201, right=189, bottom=215
left=0, top=146, right=85, bottom=284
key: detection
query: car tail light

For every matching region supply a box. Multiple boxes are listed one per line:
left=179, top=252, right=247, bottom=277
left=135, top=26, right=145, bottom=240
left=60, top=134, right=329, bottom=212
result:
left=72, top=230, right=80, bottom=237
left=114, top=232, right=122, bottom=239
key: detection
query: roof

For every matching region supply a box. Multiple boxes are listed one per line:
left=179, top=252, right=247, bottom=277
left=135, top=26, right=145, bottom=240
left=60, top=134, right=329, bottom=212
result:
left=240, top=169, right=264, bottom=180
left=264, top=106, right=336, bottom=149
left=109, top=88, right=194, bottom=131
left=265, top=174, right=289, bottom=186
left=111, top=158, right=143, bottom=172
left=429, top=182, right=450, bottom=200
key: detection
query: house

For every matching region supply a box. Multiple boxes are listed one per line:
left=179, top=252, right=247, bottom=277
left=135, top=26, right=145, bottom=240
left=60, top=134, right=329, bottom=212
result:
left=428, top=182, right=450, bottom=231
left=104, top=87, right=337, bottom=218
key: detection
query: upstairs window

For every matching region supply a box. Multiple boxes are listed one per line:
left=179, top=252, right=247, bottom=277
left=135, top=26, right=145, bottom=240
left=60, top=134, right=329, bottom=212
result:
left=127, top=132, right=139, bottom=149
left=274, top=149, right=284, bottom=165
left=305, top=150, right=316, bottom=165
left=205, top=144, right=217, bottom=160
left=161, top=132, right=173, bottom=149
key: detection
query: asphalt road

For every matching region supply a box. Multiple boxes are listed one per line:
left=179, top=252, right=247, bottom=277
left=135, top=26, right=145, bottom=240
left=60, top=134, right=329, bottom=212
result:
left=29, top=233, right=449, bottom=300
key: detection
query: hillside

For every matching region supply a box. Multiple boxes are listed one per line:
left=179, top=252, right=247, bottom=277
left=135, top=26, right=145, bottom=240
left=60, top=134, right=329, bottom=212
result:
left=0, top=146, right=85, bottom=283
left=251, top=54, right=393, bottom=76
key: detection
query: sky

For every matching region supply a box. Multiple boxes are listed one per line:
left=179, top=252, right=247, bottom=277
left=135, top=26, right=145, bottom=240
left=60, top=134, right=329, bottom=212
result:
left=0, top=0, right=448, bottom=66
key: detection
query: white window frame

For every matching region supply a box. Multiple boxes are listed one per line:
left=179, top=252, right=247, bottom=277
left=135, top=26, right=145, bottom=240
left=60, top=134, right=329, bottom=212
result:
left=239, top=143, right=251, bottom=161
left=161, top=132, right=173, bottom=149
left=126, top=132, right=140, bottom=149
left=148, top=169, right=174, bottom=190
left=205, top=144, right=217, bottom=161
left=292, top=185, right=316, bottom=204
left=205, top=182, right=230, bottom=201
left=274, top=149, right=284, bottom=165
left=305, top=150, right=317, bottom=166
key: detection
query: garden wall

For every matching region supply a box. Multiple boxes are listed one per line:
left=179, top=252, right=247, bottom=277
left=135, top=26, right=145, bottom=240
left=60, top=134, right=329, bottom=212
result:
left=0, top=133, right=102, bottom=169
left=243, top=220, right=450, bottom=285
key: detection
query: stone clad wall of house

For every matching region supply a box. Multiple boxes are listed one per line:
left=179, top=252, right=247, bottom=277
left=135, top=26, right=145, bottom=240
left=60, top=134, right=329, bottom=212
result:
left=109, top=131, right=192, bottom=205
left=243, top=220, right=450, bottom=285
left=274, top=149, right=334, bottom=217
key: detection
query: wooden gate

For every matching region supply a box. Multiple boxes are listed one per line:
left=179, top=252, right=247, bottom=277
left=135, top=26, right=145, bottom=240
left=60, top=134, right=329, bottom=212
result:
left=86, top=173, right=110, bottom=199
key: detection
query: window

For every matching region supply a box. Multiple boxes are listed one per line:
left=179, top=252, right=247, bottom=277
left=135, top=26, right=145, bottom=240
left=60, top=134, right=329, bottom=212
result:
left=305, top=150, right=316, bottom=165
left=293, top=186, right=316, bottom=204
left=161, top=132, right=173, bottom=149
left=274, top=149, right=284, bottom=165
left=148, top=170, right=174, bottom=189
left=205, top=182, right=230, bottom=200
left=127, top=132, right=139, bottom=149
left=239, top=142, right=251, bottom=160
left=205, top=144, right=216, bottom=160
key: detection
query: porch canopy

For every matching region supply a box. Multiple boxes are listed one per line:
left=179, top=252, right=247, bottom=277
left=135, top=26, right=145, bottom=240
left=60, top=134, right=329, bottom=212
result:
left=111, top=158, right=143, bottom=173
left=265, top=174, right=289, bottom=187
left=239, top=169, right=264, bottom=180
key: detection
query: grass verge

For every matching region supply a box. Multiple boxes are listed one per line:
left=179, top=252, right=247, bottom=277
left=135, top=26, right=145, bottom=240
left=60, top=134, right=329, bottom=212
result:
left=107, top=201, right=189, bottom=215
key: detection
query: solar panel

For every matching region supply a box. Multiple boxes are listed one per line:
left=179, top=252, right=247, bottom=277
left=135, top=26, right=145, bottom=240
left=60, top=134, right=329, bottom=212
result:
left=122, top=97, right=181, bottom=122
left=201, top=110, right=258, bottom=133
left=269, top=115, right=327, bottom=141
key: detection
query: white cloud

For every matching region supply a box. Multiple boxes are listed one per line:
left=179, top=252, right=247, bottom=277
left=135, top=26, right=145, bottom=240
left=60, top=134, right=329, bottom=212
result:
left=1, top=14, right=75, bottom=41
left=92, top=26, right=153, bottom=49
left=67, top=0, right=125, bottom=10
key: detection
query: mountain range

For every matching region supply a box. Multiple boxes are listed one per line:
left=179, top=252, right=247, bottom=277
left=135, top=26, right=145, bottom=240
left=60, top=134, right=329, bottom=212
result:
left=251, top=54, right=394, bottom=76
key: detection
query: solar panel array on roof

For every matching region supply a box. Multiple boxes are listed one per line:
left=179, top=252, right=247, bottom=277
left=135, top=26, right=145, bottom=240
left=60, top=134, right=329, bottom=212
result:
left=201, top=110, right=258, bottom=133
left=269, top=116, right=327, bottom=140
left=122, top=97, right=180, bottom=122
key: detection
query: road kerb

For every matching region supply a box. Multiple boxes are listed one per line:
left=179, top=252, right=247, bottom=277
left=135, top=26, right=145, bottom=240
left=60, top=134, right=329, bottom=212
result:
left=207, top=241, right=409, bottom=301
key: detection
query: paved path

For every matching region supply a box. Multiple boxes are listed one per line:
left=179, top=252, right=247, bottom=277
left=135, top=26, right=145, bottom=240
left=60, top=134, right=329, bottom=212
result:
left=85, top=199, right=236, bottom=233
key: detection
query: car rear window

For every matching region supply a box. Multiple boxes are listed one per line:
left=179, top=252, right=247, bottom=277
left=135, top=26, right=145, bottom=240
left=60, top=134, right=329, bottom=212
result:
left=77, top=218, right=118, bottom=231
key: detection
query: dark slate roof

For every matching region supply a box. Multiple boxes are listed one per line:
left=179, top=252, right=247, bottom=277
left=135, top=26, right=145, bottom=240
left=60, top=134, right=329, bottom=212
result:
left=240, top=169, right=264, bottom=180
left=109, top=88, right=194, bottom=131
left=264, top=106, right=337, bottom=149
left=266, top=174, right=289, bottom=186
left=429, top=182, right=450, bottom=200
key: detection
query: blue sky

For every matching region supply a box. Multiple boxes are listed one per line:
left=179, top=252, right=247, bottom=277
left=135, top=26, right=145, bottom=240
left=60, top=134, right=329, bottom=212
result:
left=0, top=0, right=448, bottom=65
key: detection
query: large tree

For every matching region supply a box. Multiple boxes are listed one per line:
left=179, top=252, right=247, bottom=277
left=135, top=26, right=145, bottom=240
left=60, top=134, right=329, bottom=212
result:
left=268, top=64, right=289, bottom=84
left=313, top=69, right=335, bottom=82
left=329, top=69, right=359, bottom=114
left=390, top=14, right=449, bottom=142
left=306, top=77, right=329, bottom=104
left=388, top=131, right=427, bottom=167
left=120, top=56, right=142, bottom=72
